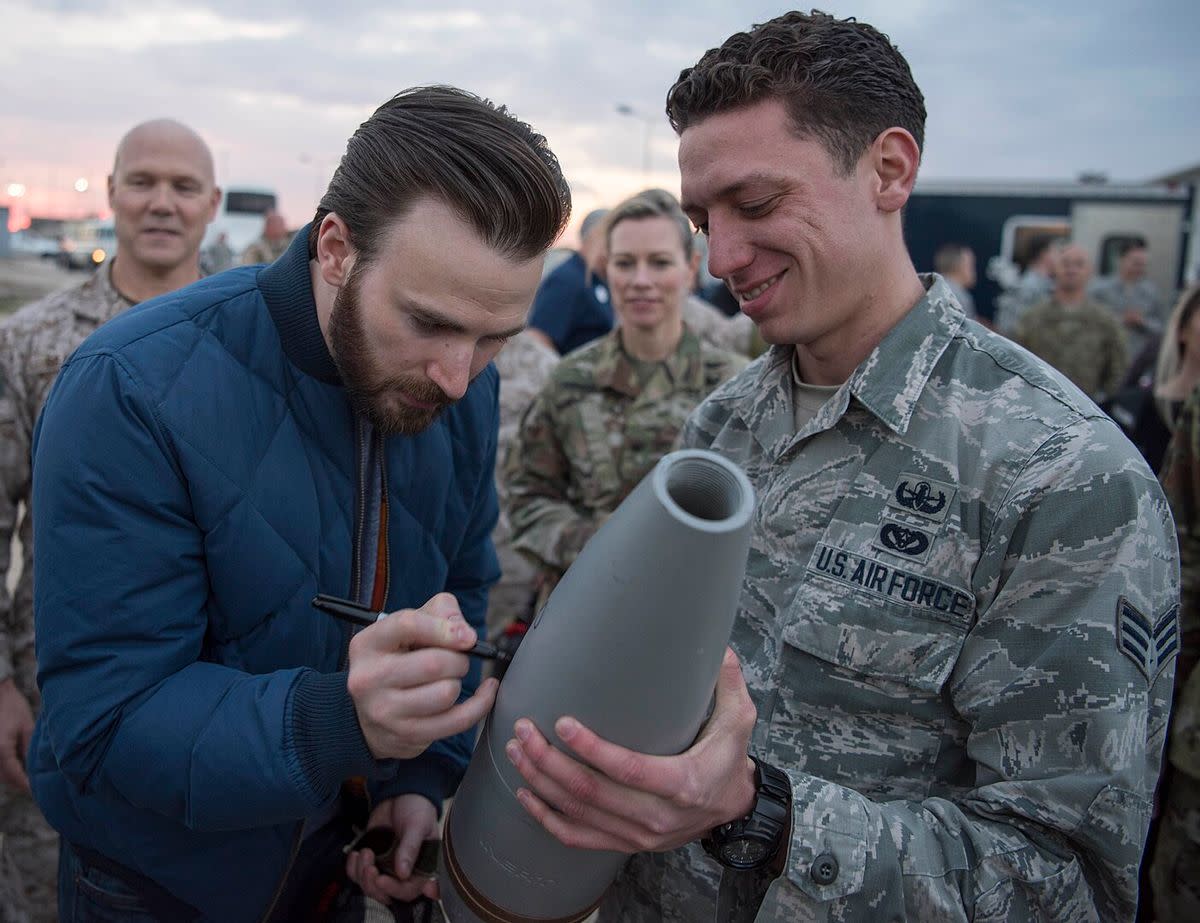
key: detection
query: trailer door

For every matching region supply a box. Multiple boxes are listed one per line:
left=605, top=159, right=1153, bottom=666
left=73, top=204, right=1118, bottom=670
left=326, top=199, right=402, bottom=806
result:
left=1070, top=201, right=1188, bottom=296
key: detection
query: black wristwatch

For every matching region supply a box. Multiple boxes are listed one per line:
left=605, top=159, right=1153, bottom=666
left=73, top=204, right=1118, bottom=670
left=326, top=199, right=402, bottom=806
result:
left=702, top=756, right=791, bottom=870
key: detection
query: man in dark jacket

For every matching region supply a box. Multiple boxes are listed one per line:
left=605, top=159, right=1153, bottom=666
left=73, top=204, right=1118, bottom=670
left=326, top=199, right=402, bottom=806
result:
left=28, top=86, right=570, bottom=922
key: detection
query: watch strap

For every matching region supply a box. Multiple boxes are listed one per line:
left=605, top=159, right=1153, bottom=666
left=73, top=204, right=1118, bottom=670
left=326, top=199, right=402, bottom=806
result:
left=702, top=756, right=791, bottom=870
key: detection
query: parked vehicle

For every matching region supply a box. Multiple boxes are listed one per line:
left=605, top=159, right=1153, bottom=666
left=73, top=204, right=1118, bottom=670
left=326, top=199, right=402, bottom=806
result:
left=202, top=186, right=279, bottom=257
left=904, top=178, right=1196, bottom=322
left=10, top=230, right=61, bottom=259
left=57, top=219, right=116, bottom=270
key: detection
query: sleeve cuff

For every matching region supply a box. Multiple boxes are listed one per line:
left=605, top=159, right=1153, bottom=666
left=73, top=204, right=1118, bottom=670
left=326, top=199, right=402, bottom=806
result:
left=368, top=751, right=464, bottom=817
left=289, top=670, right=376, bottom=802
left=780, top=770, right=872, bottom=902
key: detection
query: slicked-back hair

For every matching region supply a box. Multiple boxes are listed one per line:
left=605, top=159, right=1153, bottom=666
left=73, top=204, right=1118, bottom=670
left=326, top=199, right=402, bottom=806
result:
left=309, top=85, right=571, bottom=263
left=666, top=10, right=926, bottom=175
left=606, top=188, right=695, bottom=259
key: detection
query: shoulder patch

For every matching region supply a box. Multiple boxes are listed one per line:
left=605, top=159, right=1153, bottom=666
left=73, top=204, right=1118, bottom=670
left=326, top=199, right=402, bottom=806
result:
left=1117, top=598, right=1178, bottom=683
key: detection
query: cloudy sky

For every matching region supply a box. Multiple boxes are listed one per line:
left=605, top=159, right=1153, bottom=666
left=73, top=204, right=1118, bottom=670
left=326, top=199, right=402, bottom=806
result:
left=2, top=0, right=1198, bottom=236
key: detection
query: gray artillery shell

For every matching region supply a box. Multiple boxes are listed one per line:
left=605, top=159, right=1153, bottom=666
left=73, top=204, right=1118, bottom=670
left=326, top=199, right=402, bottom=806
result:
left=440, top=449, right=755, bottom=922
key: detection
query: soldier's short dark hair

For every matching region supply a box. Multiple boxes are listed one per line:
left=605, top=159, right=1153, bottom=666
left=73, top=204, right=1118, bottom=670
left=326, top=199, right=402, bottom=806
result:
left=1118, top=237, right=1148, bottom=258
left=665, top=10, right=926, bottom=175
left=309, top=85, right=571, bottom=262
left=1025, top=235, right=1058, bottom=267
left=606, top=189, right=695, bottom=259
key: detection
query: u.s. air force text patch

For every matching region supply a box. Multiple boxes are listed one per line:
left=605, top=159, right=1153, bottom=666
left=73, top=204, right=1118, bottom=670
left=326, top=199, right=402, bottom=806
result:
left=1117, top=597, right=1179, bottom=683
left=808, top=542, right=975, bottom=623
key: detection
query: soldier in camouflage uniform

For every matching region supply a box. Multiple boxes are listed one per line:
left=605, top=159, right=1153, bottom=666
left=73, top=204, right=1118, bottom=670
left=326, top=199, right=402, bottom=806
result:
left=487, top=331, right=558, bottom=637
left=1150, top=385, right=1200, bottom=921
left=1090, top=241, right=1168, bottom=362
left=682, top=293, right=757, bottom=356
left=0, top=118, right=217, bottom=923
left=502, top=13, right=1178, bottom=922
left=240, top=210, right=293, bottom=265
left=1016, top=244, right=1129, bottom=404
left=506, top=192, right=746, bottom=605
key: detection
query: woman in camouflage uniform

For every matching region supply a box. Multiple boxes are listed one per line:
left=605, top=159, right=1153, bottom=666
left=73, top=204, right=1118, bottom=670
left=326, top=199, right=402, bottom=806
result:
left=1152, top=383, right=1200, bottom=921
left=505, top=191, right=746, bottom=607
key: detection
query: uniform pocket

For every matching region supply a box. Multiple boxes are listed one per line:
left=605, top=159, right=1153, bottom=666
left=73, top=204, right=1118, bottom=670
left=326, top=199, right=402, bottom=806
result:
left=788, top=544, right=973, bottom=694
left=769, top=553, right=973, bottom=801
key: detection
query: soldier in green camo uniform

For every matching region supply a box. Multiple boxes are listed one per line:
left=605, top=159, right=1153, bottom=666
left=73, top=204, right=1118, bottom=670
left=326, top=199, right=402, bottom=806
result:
left=506, top=191, right=746, bottom=607
left=0, top=119, right=218, bottom=923
left=1150, top=387, right=1200, bottom=922
left=501, top=13, right=1179, bottom=922
left=487, top=330, right=558, bottom=638
left=1016, top=243, right=1129, bottom=405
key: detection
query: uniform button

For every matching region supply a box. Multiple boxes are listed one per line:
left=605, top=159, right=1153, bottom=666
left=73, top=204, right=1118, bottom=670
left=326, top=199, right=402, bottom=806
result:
left=810, top=852, right=839, bottom=885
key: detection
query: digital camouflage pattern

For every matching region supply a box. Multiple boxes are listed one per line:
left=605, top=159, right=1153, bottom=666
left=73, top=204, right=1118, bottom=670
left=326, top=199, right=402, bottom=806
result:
left=993, top=270, right=1054, bottom=338
left=682, top=295, right=756, bottom=357
left=1016, top=296, right=1129, bottom=401
left=1149, top=386, right=1200, bottom=922
left=240, top=235, right=291, bottom=265
left=0, top=834, right=30, bottom=923
left=1090, top=276, right=1168, bottom=361
left=0, top=262, right=132, bottom=923
left=1149, top=669, right=1200, bottom=923
left=1157, top=384, right=1200, bottom=691
left=505, top=327, right=745, bottom=602
left=487, top=331, right=559, bottom=636
left=601, top=276, right=1179, bottom=922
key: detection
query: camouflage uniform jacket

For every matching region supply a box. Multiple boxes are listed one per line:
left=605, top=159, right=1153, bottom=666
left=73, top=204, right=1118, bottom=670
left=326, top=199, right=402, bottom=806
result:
left=505, top=327, right=746, bottom=584
left=1159, top=387, right=1200, bottom=718
left=488, top=331, right=559, bottom=630
left=240, top=235, right=291, bottom=265
left=682, top=295, right=757, bottom=356
left=0, top=263, right=132, bottom=692
left=628, top=275, right=1178, bottom=921
left=1016, top=296, right=1128, bottom=402
left=1090, top=275, right=1167, bottom=360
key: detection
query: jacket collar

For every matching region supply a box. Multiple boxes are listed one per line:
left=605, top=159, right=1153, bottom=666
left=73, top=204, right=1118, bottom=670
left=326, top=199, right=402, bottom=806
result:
left=72, top=260, right=135, bottom=324
left=259, top=224, right=342, bottom=385
left=846, top=273, right=964, bottom=435
left=591, top=326, right=706, bottom=398
left=732, top=274, right=965, bottom=458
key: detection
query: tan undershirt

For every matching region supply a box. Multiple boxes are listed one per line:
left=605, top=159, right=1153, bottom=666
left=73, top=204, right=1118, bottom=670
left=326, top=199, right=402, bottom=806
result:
left=791, top=351, right=842, bottom=430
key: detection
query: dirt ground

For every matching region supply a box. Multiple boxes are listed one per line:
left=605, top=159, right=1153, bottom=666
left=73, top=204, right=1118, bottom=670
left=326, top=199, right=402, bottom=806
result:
left=0, top=255, right=79, bottom=316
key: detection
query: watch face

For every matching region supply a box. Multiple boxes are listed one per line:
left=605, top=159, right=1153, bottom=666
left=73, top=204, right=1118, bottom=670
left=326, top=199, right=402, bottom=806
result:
left=722, top=838, right=771, bottom=868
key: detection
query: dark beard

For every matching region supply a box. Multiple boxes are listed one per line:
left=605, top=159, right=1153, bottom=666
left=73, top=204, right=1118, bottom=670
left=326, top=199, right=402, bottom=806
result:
left=328, top=263, right=454, bottom=436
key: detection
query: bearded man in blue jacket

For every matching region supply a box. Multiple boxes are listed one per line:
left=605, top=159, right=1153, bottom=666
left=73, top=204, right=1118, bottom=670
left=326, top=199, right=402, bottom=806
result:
left=27, top=86, right=571, bottom=922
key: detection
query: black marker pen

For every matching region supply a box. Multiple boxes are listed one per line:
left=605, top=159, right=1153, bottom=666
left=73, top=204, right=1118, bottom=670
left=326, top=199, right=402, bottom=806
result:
left=311, top=594, right=512, bottom=664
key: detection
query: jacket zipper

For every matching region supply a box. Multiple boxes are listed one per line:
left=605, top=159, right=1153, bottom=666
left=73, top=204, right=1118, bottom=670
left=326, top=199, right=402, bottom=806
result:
left=378, top=453, right=391, bottom=605
left=350, top=416, right=370, bottom=604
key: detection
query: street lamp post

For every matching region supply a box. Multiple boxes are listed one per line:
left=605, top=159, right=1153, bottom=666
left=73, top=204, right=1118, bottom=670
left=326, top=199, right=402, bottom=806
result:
left=615, top=104, right=653, bottom=177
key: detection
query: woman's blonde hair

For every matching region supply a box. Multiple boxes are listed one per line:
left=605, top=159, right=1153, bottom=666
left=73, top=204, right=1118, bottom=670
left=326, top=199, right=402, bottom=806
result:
left=1154, top=284, right=1200, bottom=426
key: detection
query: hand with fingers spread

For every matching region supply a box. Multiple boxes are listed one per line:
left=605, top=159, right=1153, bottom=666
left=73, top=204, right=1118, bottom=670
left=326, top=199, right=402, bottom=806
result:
left=504, top=647, right=760, bottom=854
left=0, top=678, right=33, bottom=793
left=348, top=592, right=499, bottom=761
left=345, top=794, right=441, bottom=905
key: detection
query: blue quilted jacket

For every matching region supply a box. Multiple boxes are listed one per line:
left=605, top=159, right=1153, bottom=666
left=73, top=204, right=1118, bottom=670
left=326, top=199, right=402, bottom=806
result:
left=28, top=230, right=500, bottom=921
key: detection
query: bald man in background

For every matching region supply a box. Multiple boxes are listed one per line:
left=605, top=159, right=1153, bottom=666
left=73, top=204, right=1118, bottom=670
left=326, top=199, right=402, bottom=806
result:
left=0, top=118, right=220, bottom=922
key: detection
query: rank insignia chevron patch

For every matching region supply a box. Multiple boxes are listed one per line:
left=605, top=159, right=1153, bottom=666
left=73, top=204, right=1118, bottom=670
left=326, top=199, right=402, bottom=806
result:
left=1116, top=598, right=1179, bottom=683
